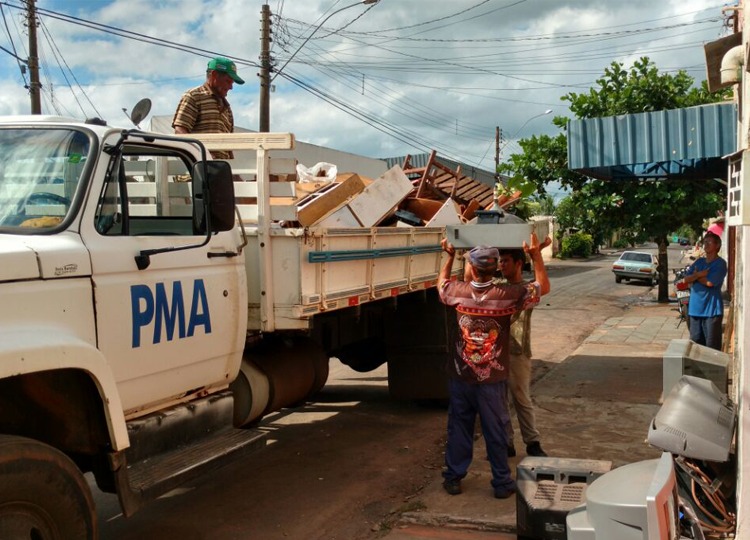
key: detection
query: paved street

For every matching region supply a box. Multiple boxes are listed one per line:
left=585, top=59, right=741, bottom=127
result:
left=95, top=245, right=691, bottom=539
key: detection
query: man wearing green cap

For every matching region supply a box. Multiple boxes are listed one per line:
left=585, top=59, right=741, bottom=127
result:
left=172, top=57, right=245, bottom=159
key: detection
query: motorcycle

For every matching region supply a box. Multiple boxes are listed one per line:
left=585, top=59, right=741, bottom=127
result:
left=673, top=266, right=691, bottom=328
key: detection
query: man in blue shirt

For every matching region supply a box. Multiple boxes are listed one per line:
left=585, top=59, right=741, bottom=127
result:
left=684, top=232, right=727, bottom=350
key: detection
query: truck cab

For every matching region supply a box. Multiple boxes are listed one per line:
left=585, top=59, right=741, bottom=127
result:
left=0, top=116, right=465, bottom=539
left=0, top=117, right=252, bottom=539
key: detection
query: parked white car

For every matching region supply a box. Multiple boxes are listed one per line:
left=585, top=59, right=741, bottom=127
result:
left=612, top=251, right=658, bottom=285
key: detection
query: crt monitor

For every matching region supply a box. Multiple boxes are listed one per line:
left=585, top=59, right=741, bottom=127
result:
left=567, top=452, right=679, bottom=540
left=648, top=374, right=736, bottom=462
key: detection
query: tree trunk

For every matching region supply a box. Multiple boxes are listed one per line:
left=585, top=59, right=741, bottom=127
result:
left=657, top=235, right=669, bottom=303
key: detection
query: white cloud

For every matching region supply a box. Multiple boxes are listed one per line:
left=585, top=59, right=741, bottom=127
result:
left=0, top=0, right=728, bottom=169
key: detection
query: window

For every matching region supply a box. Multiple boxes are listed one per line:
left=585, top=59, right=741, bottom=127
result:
left=95, top=145, right=198, bottom=236
left=0, top=128, right=90, bottom=231
left=621, top=252, right=652, bottom=263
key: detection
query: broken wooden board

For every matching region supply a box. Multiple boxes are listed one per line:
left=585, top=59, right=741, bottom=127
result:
left=461, top=199, right=480, bottom=222
left=294, top=173, right=365, bottom=226
left=315, top=205, right=362, bottom=228
left=401, top=197, right=443, bottom=223
left=348, top=166, right=414, bottom=227
left=425, top=198, right=462, bottom=227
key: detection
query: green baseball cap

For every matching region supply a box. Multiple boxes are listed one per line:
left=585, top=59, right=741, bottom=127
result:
left=207, top=57, right=245, bottom=85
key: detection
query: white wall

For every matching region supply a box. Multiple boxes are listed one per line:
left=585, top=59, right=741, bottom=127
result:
left=733, top=4, right=749, bottom=535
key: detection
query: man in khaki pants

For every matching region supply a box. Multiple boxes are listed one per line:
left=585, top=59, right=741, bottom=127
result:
left=498, top=238, right=551, bottom=457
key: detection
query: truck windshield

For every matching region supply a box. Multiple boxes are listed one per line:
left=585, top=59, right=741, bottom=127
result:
left=0, top=128, right=90, bottom=231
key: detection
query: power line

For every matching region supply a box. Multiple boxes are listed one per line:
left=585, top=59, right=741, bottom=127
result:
left=1, top=1, right=261, bottom=69
left=0, top=2, right=26, bottom=81
left=38, top=16, right=101, bottom=117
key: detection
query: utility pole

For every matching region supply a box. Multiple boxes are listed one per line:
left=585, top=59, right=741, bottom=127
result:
left=27, top=0, right=42, bottom=114
left=494, top=126, right=501, bottom=180
left=259, top=4, right=272, bottom=132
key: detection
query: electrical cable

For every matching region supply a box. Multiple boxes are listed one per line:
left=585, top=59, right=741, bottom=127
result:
left=35, top=26, right=63, bottom=115
left=0, top=2, right=26, bottom=81
left=36, top=18, right=85, bottom=116
left=0, top=1, right=261, bottom=69
left=38, top=16, right=102, bottom=118
left=679, top=458, right=735, bottom=536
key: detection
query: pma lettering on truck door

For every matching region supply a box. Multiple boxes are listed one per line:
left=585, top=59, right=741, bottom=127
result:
left=130, top=279, right=212, bottom=347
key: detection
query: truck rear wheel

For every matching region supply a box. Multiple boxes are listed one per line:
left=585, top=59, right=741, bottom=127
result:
left=0, top=435, right=97, bottom=540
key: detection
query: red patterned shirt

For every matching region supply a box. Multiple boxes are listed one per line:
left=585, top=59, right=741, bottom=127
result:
left=439, top=280, right=540, bottom=383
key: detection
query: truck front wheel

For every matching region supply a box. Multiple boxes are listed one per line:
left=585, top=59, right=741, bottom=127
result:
left=0, top=435, right=97, bottom=540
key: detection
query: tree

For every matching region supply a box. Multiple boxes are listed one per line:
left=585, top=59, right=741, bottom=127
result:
left=499, top=57, right=729, bottom=301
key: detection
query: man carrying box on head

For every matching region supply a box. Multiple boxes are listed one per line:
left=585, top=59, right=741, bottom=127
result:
left=438, top=233, right=549, bottom=500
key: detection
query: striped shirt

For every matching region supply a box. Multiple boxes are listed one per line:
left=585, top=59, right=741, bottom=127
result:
left=172, top=83, right=234, bottom=159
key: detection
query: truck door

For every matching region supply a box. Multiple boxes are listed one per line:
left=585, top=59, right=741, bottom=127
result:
left=81, top=139, right=246, bottom=415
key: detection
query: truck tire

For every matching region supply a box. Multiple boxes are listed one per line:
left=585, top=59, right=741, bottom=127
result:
left=0, top=435, right=97, bottom=540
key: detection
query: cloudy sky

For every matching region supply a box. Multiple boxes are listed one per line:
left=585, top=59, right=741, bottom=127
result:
left=0, top=0, right=731, bottom=172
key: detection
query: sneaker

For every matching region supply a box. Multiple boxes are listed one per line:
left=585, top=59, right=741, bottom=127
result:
left=494, top=484, right=517, bottom=499
left=526, top=441, right=548, bottom=457
left=443, top=479, right=462, bottom=495
left=507, top=443, right=517, bottom=457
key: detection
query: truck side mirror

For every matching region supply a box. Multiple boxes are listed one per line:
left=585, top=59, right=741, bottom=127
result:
left=192, top=160, right=236, bottom=234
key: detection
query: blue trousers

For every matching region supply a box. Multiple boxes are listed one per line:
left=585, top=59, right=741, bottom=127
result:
left=689, top=315, right=723, bottom=351
left=443, top=377, right=515, bottom=491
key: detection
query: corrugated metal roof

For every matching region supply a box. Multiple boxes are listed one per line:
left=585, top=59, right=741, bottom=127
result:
left=567, top=102, right=737, bottom=180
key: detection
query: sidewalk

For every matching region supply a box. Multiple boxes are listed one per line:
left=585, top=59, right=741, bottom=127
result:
left=384, top=301, right=688, bottom=539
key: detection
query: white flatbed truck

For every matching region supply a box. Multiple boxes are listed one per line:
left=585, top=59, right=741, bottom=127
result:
left=0, top=116, right=463, bottom=538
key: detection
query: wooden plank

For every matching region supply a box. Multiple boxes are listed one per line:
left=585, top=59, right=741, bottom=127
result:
left=315, top=205, right=362, bottom=228
left=415, top=150, right=436, bottom=198
left=295, top=174, right=365, bottom=226
left=234, top=182, right=296, bottom=198
left=237, top=204, right=296, bottom=223
left=461, top=199, right=480, bottom=222
left=124, top=160, right=189, bottom=176
left=126, top=183, right=157, bottom=198
left=425, top=199, right=462, bottom=226
left=176, top=132, right=295, bottom=151
left=402, top=197, right=444, bottom=222
left=349, top=166, right=414, bottom=227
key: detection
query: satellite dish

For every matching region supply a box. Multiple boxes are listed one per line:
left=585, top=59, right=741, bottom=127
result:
left=129, top=98, right=152, bottom=128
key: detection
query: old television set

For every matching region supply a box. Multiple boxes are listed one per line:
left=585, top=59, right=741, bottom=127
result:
left=649, top=375, right=736, bottom=462
left=566, top=452, right=680, bottom=540
left=662, top=339, right=729, bottom=400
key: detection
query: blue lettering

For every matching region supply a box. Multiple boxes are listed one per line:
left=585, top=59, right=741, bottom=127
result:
left=154, top=282, right=186, bottom=344
left=130, top=279, right=212, bottom=348
left=187, top=279, right=212, bottom=337
left=131, top=284, right=154, bottom=348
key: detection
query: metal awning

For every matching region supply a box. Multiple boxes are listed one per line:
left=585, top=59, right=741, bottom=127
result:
left=567, top=103, right=737, bottom=181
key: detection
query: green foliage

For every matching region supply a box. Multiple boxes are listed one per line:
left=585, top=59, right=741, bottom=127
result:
left=674, top=224, right=697, bottom=242
left=612, top=238, right=630, bottom=249
left=531, top=193, right=556, bottom=216
left=498, top=130, right=587, bottom=195
left=501, top=56, right=729, bottom=299
left=494, top=175, right=536, bottom=199
left=561, top=232, right=594, bottom=258
left=564, top=58, right=730, bottom=118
